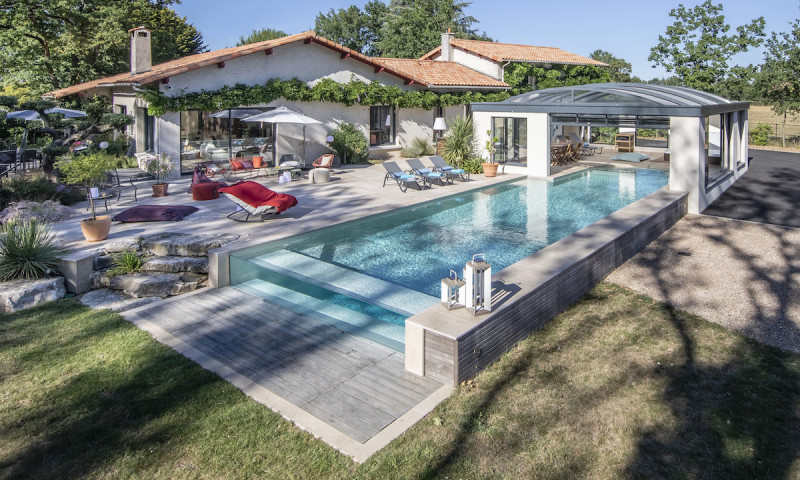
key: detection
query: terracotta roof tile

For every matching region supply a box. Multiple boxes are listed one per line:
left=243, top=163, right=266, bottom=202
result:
left=373, top=59, right=507, bottom=88
left=420, top=39, right=607, bottom=67
left=49, top=31, right=319, bottom=98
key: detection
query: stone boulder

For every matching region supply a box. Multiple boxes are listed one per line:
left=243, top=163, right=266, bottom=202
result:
left=80, top=288, right=162, bottom=312
left=141, top=233, right=239, bottom=257
left=100, top=239, right=142, bottom=254
left=141, top=256, right=208, bottom=273
left=109, top=272, right=201, bottom=298
left=0, top=277, right=65, bottom=313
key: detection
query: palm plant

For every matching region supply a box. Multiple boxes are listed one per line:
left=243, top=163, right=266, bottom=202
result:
left=442, top=116, right=476, bottom=169
left=0, top=219, right=68, bottom=281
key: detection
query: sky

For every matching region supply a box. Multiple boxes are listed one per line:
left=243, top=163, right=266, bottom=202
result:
left=173, top=0, right=798, bottom=80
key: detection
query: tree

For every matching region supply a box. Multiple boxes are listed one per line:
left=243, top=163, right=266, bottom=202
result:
left=649, top=0, right=765, bottom=94
left=757, top=16, right=800, bottom=147
left=589, top=50, right=632, bottom=82
left=236, top=28, right=288, bottom=47
left=0, top=0, right=206, bottom=96
left=377, top=0, right=491, bottom=59
left=314, top=1, right=386, bottom=56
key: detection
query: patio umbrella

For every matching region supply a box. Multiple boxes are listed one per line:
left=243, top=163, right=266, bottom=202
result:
left=242, top=107, right=322, bottom=166
left=6, top=107, right=88, bottom=121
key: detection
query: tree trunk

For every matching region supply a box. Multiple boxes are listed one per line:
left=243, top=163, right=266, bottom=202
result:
left=782, top=112, right=787, bottom=148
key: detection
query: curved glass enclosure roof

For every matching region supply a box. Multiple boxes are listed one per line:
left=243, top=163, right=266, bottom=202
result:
left=472, top=83, right=748, bottom=117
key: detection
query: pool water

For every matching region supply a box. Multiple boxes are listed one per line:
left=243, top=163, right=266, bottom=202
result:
left=231, top=166, right=669, bottom=350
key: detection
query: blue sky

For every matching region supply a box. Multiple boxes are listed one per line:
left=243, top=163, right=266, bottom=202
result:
left=174, top=0, right=798, bottom=79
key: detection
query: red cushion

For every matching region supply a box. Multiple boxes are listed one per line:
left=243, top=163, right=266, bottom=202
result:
left=253, top=156, right=263, bottom=168
left=219, top=181, right=297, bottom=213
left=231, top=160, right=244, bottom=169
left=192, top=182, right=223, bottom=201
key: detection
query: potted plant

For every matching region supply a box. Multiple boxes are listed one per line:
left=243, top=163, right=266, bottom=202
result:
left=482, top=129, right=500, bottom=178
left=55, top=152, right=117, bottom=242
left=146, top=154, right=173, bottom=197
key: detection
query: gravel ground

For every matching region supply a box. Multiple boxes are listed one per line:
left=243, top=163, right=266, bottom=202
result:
left=607, top=214, right=800, bottom=354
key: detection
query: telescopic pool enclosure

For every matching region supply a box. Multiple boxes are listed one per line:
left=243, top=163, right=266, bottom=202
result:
left=471, top=83, right=750, bottom=214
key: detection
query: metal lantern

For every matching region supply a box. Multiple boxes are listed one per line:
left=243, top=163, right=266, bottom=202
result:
left=464, top=253, right=492, bottom=315
left=441, top=269, right=466, bottom=310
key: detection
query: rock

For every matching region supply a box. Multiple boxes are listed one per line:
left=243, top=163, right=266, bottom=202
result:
left=80, top=288, right=162, bottom=312
left=0, top=277, right=65, bottom=313
left=93, top=255, right=115, bottom=270
left=109, top=272, right=200, bottom=298
left=141, top=232, right=239, bottom=257
left=103, top=239, right=142, bottom=254
left=90, top=270, right=111, bottom=289
left=141, top=256, right=208, bottom=273
left=180, top=272, right=207, bottom=283
left=171, top=281, right=201, bottom=296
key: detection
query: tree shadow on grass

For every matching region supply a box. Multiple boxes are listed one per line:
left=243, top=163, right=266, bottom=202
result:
left=0, top=301, right=234, bottom=479
left=619, top=214, right=800, bottom=478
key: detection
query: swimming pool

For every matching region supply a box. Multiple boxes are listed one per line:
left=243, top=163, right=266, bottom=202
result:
left=231, top=166, right=669, bottom=350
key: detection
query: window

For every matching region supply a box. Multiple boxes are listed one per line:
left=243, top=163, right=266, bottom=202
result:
left=179, top=108, right=273, bottom=174
left=491, top=117, right=527, bottom=164
left=370, top=106, right=395, bottom=146
left=143, top=109, right=155, bottom=152
left=705, top=114, right=732, bottom=186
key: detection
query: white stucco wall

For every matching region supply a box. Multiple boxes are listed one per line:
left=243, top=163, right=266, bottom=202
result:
left=157, top=112, right=181, bottom=179
left=398, top=108, right=434, bottom=147
left=473, top=111, right=550, bottom=178
left=112, top=93, right=148, bottom=151
left=669, top=111, right=750, bottom=214
left=449, top=49, right=503, bottom=80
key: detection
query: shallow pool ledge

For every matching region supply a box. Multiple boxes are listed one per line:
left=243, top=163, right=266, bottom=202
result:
left=405, top=187, right=688, bottom=385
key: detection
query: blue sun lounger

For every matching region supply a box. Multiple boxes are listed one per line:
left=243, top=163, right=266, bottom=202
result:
left=429, top=155, right=470, bottom=182
left=382, top=161, right=426, bottom=192
left=406, top=158, right=448, bottom=186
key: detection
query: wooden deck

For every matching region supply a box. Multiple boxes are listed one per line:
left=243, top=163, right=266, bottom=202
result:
left=124, top=287, right=443, bottom=443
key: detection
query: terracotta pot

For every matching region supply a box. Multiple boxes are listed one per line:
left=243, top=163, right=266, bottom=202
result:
left=152, top=183, right=169, bottom=197
left=252, top=156, right=264, bottom=168
left=80, top=215, right=111, bottom=242
left=482, top=162, right=499, bottom=177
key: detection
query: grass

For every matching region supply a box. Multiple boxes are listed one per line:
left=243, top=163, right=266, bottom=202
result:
left=2, top=284, right=800, bottom=479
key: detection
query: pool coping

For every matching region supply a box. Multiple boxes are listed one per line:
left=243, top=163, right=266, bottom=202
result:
left=405, top=186, right=688, bottom=384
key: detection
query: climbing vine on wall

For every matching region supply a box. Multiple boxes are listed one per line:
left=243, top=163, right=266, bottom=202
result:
left=503, top=64, right=611, bottom=96
left=140, top=77, right=513, bottom=116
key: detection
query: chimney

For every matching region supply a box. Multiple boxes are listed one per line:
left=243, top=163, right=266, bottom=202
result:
left=440, top=28, right=455, bottom=62
left=129, top=26, right=152, bottom=74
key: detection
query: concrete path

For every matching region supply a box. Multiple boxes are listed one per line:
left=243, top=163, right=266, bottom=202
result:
left=609, top=150, right=800, bottom=354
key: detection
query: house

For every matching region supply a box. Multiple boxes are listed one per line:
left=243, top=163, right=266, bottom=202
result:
left=47, top=28, right=605, bottom=176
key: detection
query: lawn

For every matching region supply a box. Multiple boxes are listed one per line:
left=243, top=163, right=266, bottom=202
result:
left=1, top=283, right=799, bottom=479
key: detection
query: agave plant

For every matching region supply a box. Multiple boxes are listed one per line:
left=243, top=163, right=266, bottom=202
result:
left=442, top=116, right=476, bottom=169
left=0, top=219, right=68, bottom=281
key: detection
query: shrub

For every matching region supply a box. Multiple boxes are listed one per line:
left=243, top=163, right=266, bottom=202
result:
left=461, top=156, right=484, bottom=175
left=0, top=200, right=74, bottom=224
left=327, top=122, right=369, bottom=164
left=400, top=137, right=434, bottom=158
left=108, top=250, right=144, bottom=277
left=0, top=219, right=68, bottom=281
left=750, top=123, right=772, bottom=146
left=0, top=174, right=83, bottom=211
left=55, top=152, right=117, bottom=220
left=442, top=116, right=476, bottom=168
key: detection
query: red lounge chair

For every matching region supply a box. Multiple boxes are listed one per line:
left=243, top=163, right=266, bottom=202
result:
left=218, top=181, right=298, bottom=222
left=312, top=154, right=334, bottom=169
